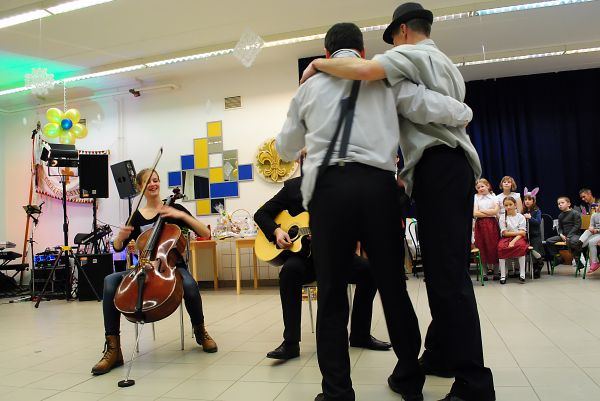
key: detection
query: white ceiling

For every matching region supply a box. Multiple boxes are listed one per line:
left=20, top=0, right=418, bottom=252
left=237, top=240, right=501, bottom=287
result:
left=1, top=0, right=600, bottom=112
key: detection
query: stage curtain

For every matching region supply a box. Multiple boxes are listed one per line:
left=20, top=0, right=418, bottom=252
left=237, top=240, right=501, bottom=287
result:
left=465, top=67, right=600, bottom=216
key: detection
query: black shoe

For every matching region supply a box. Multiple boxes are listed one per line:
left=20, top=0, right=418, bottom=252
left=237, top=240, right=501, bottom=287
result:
left=438, top=394, right=466, bottom=401
left=500, top=278, right=506, bottom=284
left=387, top=375, right=424, bottom=401
left=314, top=394, right=325, bottom=401
left=482, top=275, right=488, bottom=281
left=418, top=356, right=453, bottom=378
left=266, top=342, right=299, bottom=360
left=350, top=335, right=392, bottom=351
left=519, top=277, right=525, bottom=284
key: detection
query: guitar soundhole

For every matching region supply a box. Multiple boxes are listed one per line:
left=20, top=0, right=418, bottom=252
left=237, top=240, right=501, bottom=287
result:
left=288, top=226, right=299, bottom=240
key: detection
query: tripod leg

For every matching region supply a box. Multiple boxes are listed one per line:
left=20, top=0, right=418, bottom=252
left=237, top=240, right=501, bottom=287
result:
left=34, top=249, right=63, bottom=308
left=73, top=251, right=101, bottom=301
left=118, top=323, right=143, bottom=387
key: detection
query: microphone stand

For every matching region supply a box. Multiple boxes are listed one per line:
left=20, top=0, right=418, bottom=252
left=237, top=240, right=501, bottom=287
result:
left=35, top=172, right=101, bottom=307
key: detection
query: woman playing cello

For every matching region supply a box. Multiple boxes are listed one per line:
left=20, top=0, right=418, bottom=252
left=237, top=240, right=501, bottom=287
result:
left=91, top=168, right=217, bottom=375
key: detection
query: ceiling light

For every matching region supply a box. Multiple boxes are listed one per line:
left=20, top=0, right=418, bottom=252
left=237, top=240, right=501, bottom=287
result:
left=146, top=49, right=234, bottom=67
left=454, top=46, right=600, bottom=67
left=0, top=86, right=33, bottom=96
left=459, top=51, right=566, bottom=66
left=565, top=46, right=600, bottom=54
left=0, top=9, right=50, bottom=29
left=61, top=64, right=147, bottom=82
left=476, top=0, right=592, bottom=16
left=46, top=0, right=114, bottom=15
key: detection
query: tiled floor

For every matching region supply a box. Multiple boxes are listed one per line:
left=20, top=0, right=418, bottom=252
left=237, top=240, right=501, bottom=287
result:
left=1, top=267, right=600, bottom=401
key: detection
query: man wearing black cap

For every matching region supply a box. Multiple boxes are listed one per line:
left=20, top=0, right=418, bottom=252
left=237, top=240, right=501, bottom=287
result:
left=301, top=3, right=496, bottom=401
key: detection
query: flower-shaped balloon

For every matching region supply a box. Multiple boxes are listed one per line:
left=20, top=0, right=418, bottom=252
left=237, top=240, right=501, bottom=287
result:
left=43, top=108, right=88, bottom=144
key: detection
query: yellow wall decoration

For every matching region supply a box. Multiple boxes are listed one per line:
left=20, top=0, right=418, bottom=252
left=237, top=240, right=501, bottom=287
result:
left=194, top=138, right=208, bottom=169
left=196, top=199, right=211, bottom=215
left=207, top=121, right=222, bottom=137
left=209, top=167, right=224, bottom=183
left=255, top=138, right=298, bottom=183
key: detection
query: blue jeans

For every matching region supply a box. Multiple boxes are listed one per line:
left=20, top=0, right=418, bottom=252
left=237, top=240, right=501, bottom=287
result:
left=102, top=265, right=204, bottom=335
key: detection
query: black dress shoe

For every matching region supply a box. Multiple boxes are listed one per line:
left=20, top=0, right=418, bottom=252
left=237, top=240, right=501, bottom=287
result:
left=438, top=394, right=466, bottom=401
left=418, top=356, right=453, bottom=378
left=439, top=393, right=495, bottom=401
left=387, top=375, right=424, bottom=401
left=349, top=335, right=392, bottom=351
left=266, top=342, right=299, bottom=360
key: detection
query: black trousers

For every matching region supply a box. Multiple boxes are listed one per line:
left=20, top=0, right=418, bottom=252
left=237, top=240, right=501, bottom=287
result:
left=279, top=254, right=376, bottom=344
left=413, top=146, right=495, bottom=401
left=309, top=163, right=423, bottom=401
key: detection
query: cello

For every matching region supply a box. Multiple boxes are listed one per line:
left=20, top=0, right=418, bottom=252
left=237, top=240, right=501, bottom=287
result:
left=111, top=149, right=189, bottom=387
left=113, top=187, right=186, bottom=323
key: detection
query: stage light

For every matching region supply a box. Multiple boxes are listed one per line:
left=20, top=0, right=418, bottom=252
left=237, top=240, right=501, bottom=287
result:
left=40, top=143, right=79, bottom=167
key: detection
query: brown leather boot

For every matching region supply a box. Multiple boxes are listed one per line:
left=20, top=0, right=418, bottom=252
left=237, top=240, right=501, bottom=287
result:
left=193, top=323, right=218, bottom=353
left=91, top=335, right=124, bottom=375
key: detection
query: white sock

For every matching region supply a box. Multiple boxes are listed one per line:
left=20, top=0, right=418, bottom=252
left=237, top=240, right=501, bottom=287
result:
left=499, top=259, right=506, bottom=279
left=518, top=256, right=526, bottom=278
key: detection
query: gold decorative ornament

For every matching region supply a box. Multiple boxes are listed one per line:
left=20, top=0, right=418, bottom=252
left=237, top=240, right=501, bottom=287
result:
left=255, top=138, right=298, bottom=183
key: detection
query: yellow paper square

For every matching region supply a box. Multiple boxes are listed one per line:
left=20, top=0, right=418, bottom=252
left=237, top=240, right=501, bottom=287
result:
left=209, top=167, right=224, bottom=183
left=194, top=138, right=208, bottom=169
left=196, top=199, right=211, bottom=215
left=207, top=121, right=222, bottom=137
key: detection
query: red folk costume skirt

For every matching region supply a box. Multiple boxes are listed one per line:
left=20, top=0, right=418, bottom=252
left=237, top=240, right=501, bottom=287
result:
left=497, top=237, right=529, bottom=259
left=474, top=217, right=500, bottom=264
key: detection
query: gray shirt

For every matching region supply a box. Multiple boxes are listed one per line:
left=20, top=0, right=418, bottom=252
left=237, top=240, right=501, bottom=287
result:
left=276, top=49, right=473, bottom=209
left=374, top=39, right=482, bottom=195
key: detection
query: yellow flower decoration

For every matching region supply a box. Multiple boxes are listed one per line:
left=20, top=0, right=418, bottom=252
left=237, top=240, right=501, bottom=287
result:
left=43, top=107, right=88, bottom=144
left=255, top=138, right=297, bottom=183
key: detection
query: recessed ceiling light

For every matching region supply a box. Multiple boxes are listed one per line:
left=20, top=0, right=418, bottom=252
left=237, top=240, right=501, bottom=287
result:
left=0, top=9, right=50, bottom=29
left=46, top=0, right=114, bottom=15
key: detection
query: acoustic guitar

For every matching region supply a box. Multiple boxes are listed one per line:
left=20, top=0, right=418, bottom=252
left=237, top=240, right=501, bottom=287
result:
left=255, top=210, right=310, bottom=266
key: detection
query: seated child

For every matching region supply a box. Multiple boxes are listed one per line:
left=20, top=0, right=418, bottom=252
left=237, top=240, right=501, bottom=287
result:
left=546, top=196, right=582, bottom=267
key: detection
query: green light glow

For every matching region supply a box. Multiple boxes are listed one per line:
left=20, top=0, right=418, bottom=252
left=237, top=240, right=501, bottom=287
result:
left=0, top=51, right=82, bottom=90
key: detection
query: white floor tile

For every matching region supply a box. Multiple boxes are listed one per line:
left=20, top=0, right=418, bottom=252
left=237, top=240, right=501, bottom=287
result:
left=1, top=275, right=600, bottom=401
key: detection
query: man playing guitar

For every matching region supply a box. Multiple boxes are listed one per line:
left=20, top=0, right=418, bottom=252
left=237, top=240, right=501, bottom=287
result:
left=254, top=176, right=391, bottom=360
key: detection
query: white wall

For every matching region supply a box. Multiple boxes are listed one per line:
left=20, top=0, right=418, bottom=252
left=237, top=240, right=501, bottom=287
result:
left=0, top=57, right=301, bottom=281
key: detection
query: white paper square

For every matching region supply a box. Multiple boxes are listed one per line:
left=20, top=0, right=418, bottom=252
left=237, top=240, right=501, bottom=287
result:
left=209, top=153, right=223, bottom=167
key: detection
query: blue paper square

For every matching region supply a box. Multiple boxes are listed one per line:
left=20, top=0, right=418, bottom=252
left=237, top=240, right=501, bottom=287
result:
left=210, top=182, right=239, bottom=198
left=168, top=171, right=182, bottom=187
left=238, top=164, right=253, bottom=181
left=181, top=155, right=194, bottom=170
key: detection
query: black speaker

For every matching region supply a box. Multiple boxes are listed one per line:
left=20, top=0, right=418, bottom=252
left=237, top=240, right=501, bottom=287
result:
left=77, top=253, right=113, bottom=301
left=111, top=160, right=139, bottom=199
left=79, top=154, right=109, bottom=198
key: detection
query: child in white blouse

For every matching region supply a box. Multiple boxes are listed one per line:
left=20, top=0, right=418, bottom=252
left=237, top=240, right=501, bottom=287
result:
left=496, top=176, right=523, bottom=216
left=497, top=196, right=529, bottom=284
